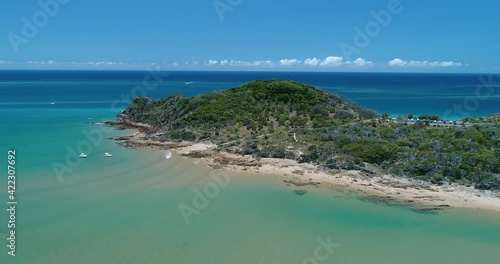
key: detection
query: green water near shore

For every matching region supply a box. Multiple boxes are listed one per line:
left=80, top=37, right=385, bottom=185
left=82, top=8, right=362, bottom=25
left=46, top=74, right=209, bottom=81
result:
left=1, top=142, right=500, bottom=263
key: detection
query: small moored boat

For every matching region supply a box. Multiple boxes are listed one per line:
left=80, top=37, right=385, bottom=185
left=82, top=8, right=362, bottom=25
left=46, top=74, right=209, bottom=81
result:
left=104, top=153, right=112, bottom=157
left=79, top=153, right=88, bottom=158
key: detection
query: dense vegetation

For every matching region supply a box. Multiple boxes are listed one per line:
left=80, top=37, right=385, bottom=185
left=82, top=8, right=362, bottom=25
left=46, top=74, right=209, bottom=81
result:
left=463, top=113, right=500, bottom=124
left=120, top=80, right=500, bottom=190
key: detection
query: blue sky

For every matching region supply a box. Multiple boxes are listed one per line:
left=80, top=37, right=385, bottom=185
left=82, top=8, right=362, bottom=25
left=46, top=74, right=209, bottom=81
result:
left=0, top=0, right=499, bottom=72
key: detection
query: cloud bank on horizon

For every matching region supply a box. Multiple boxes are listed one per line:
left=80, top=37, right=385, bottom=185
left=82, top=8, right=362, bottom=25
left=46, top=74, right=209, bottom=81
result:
left=0, top=56, right=465, bottom=70
left=388, top=59, right=464, bottom=68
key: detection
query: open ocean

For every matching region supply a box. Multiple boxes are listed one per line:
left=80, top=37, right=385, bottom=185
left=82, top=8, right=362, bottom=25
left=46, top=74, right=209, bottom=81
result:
left=0, top=70, right=499, bottom=263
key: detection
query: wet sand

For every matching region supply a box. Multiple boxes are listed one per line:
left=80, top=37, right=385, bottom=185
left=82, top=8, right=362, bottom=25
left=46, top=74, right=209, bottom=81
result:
left=115, top=130, right=500, bottom=214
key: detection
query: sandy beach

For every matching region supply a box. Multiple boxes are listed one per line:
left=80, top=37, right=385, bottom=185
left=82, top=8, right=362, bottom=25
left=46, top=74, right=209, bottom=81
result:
left=113, top=129, right=500, bottom=214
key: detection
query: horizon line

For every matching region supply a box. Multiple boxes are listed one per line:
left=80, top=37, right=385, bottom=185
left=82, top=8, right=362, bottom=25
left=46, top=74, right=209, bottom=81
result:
left=1, top=69, right=499, bottom=75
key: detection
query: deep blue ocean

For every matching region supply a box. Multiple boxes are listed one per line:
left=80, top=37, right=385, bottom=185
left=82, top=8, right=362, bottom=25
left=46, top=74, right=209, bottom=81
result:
left=1, top=70, right=499, bottom=119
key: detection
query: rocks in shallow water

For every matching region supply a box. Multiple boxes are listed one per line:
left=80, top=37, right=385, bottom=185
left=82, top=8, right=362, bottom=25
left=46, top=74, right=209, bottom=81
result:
left=410, top=205, right=450, bottom=214
left=359, top=195, right=451, bottom=214
left=284, top=179, right=321, bottom=187
left=293, top=189, right=308, bottom=196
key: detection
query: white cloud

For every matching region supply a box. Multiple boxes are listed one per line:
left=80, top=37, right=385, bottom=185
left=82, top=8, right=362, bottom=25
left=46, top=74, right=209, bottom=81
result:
left=253, top=60, right=273, bottom=66
left=23, top=60, right=135, bottom=67
left=429, top=61, right=463, bottom=67
left=408, top=60, right=429, bottom=67
left=228, top=60, right=249, bottom=66
left=210, top=59, right=274, bottom=67
left=389, top=58, right=463, bottom=67
left=388, top=58, right=407, bottom=67
left=207, top=60, right=219, bottom=65
left=185, top=57, right=374, bottom=68
left=26, top=60, right=44, bottom=64
left=24, top=60, right=61, bottom=65
left=319, top=56, right=344, bottom=67
left=88, top=61, right=117, bottom=66
left=279, top=59, right=301, bottom=66
left=352, top=58, right=373, bottom=66
left=304, top=58, right=321, bottom=66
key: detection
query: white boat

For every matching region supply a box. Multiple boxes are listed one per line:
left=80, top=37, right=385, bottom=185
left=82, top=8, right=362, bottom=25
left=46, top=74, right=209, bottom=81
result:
left=79, top=153, right=88, bottom=158
left=104, top=153, right=112, bottom=157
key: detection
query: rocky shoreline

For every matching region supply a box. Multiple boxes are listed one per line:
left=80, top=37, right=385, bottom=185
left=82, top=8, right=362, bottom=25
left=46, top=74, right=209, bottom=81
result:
left=105, top=119, right=500, bottom=214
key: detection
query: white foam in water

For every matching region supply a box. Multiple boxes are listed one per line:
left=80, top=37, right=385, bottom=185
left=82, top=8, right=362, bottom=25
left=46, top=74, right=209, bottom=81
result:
left=164, top=151, right=172, bottom=159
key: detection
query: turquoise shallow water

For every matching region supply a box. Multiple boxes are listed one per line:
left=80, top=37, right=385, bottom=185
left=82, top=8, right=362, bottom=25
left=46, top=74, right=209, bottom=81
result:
left=2, top=150, right=500, bottom=263
left=1, top=71, right=500, bottom=263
